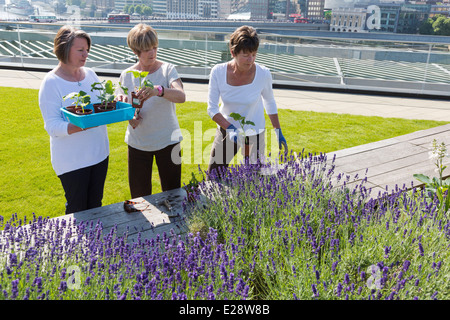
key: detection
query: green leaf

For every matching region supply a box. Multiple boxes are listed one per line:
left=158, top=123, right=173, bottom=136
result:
left=62, top=92, right=78, bottom=100
left=143, top=79, right=154, bottom=89
left=119, top=82, right=128, bottom=95
left=104, top=80, right=114, bottom=94
left=127, top=70, right=141, bottom=78
left=230, top=112, right=244, bottom=121
left=90, top=82, right=103, bottom=91
left=442, top=177, right=450, bottom=186
left=413, top=174, right=432, bottom=185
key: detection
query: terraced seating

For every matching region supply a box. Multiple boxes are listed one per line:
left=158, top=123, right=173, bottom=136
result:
left=1, top=38, right=450, bottom=88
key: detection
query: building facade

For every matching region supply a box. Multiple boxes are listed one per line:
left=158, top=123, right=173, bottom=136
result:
left=152, top=0, right=167, bottom=16
left=167, top=0, right=198, bottom=18
left=220, top=0, right=269, bottom=19
left=330, top=2, right=432, bottom=34
left=330, top=7, right=368, bottom=32
left=306, top=0, right=325, bottom=21
left=199, top=0, right=219, bottom=18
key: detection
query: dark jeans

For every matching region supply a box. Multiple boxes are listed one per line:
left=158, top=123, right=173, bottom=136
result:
left=128, top=143, right=181, bottom=198
left=207, top=127, right=265, bottom=179
left=58, top=156, right=109, bottom=215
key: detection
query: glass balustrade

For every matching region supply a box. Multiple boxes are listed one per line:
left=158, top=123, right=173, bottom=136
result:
left=1, top=21, right=450, bottom=96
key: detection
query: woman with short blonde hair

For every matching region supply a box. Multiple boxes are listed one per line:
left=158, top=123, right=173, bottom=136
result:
left=126, top=23, right=158, bottom=55
left=116, top=23, right=186, bottom=198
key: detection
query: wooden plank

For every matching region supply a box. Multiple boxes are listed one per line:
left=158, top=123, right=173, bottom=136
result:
left=332, top=142, right=427, bottom=171
left=327, top=137, right=400, bottom=159
left=408, top=132, right=450, bottom=148
left=394, top=123, right=450, bottom=142
left=45, top=124, right=450, bottom=244
left=61, top=188, right=189, bottom=236
left=329, top=124, right=450, bottom=160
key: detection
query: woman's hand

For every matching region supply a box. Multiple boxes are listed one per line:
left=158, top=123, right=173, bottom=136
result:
left=129, top=113, right=143, bottom=129
left=116, top=94, right=128, bottom=103
left=137, top=86, right=158, bottom=102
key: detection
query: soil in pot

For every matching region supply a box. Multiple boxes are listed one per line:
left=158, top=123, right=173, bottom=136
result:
left=131, top=92, right=144, bottom=109
left=66, top=105, right=80, bottom=114
left=93, top=102, right=116, bottom=113
left=75, top=108, right=93, bottom=115
left=184, top=186, right=200, bottom=203
left=244, top=136, right=253, bottom=159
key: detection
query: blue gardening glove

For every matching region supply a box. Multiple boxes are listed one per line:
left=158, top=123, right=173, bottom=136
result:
left=275, top=128, right=288, bottom=152
left=226, top=124, right=237, bottom=143
left=226, top=124, right=241, bottom=145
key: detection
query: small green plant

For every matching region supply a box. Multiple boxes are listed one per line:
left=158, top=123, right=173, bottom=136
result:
left=230, top=112, right=255, bottom=145
left=63, top=90, right=91, bottom=113
left=187, top=171, right=202, bottom=188
left=90, top=80, right=116, bottom=109
left=414, top=139, right=450, bottom=213
left=126, top=70, right=154, bottom=92
left=184, top=171, right=204, bottom=202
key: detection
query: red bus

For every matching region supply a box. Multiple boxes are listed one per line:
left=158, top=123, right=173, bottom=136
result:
left=294, top=17, right=309, bottom=23
left=289, top=13, right=302, bottom=22
left=108, top=14, right=130, bottom=23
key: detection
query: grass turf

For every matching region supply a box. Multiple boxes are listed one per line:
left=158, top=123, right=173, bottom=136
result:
left=0, top=86, right=447, bottom=221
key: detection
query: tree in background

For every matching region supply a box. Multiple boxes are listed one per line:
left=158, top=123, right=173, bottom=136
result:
left=419, top=14, right=450, bottom=36
left=123, top=4, right=152, bottom=16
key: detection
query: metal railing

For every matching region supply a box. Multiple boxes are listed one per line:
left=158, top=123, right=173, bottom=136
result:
left=1, top=21, right=450, bottom=96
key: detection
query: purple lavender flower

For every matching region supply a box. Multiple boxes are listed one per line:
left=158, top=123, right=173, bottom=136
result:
left=418, top=242, right=424, bottom=256
left=311, top=284, right=319, bottom=297
left=344, top=273, right=350, bottom=284
left=336, top=283, right=343, bottom=297
left=403, top=260, right=411, bottom=272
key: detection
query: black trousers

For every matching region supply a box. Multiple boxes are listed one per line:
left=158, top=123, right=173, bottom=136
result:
left=128, top=143, right=181, bottom=198
left=58, top=156, right=109, bottom=215
left=207, top=127, right=265, bottom=179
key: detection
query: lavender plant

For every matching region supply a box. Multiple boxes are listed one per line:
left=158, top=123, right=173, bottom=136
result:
left=188, top=152, right=450, bottom=300
left=2, top=149, right=450, bottom=300
left=0, top=214, right=251, bottom=300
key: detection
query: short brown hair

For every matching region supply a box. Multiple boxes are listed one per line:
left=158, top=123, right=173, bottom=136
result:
left=229, top=25, right=259, bottom=55
left=53, top=25, right=91, bottom=63
left=127, top=23, right=159, bottom=56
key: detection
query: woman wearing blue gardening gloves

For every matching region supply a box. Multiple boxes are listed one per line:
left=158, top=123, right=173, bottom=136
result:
left=275, top=128, right=288, bottom=152
left=207, top=25, right=288, bottom=179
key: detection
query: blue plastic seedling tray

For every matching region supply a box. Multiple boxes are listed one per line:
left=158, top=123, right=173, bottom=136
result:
left=61, top=101, right=134, bottom=129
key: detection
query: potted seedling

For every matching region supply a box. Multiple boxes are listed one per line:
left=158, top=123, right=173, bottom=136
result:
left=126, top=70, right=154, bottom=108
left=63, top=90, right=92, bottom=115
left=183, top=171, right=203, bottom=203
left=90, top=80, right=117, bottom=113
left=230, top=112, right=255, bottom=158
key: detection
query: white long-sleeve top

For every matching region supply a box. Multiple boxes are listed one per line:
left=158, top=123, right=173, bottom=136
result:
left=38, top=67, right=109, bottom=176
left=207, top=62, right=278, bottom=135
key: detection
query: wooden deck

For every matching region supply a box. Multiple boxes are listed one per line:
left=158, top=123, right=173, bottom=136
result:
left=58, top=187, right=190, bottom=243
left=57, top=123, right=450, bottom=242
left=328, top=123, right=450, bottom=196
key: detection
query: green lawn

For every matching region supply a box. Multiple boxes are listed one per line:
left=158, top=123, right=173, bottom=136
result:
left=0, top=86, right=447, bottom=222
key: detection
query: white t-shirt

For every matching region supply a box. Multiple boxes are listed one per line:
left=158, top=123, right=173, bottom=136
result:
left=38, top=67, right=109, bottom=176
left=116, top=63, right=183, bottom=152
left=207, top=62, right=278, bottom=135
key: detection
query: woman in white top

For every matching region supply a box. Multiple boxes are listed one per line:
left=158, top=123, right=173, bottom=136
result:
left=207, top=25, right=288, bottom=179
left=38, top=25, right=109, bottom=214
left=116, top=24, right=186, bottom=198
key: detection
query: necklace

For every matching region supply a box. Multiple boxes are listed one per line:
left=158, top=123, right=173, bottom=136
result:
left=57, top=66, right=83, bottom=86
